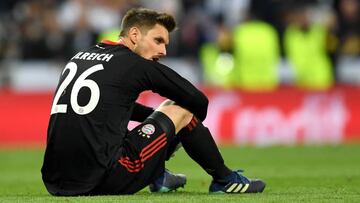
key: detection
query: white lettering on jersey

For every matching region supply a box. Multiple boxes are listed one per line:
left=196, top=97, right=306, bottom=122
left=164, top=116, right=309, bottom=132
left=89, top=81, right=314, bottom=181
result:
left=79, top=52, right=90, bottom=60
left=71, top=52, right=114, bottom=62
left=101, top=54, right=113, bottom=62
left=71, top=52, right=83, bottom=60
left=87, top=53, right=97, bottom=60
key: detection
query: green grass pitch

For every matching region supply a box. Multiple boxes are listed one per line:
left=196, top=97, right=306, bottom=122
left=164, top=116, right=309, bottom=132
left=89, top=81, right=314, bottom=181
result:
left=0, top=145, right=359, bottom=202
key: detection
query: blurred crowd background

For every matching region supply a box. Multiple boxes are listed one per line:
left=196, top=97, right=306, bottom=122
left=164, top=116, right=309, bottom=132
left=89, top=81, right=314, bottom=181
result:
left=0, top=0, right=359, bottom=91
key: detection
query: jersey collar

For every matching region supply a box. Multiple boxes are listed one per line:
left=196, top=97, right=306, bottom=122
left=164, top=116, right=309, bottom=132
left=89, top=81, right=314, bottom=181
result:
left=100, top=39, right=124, bottom=45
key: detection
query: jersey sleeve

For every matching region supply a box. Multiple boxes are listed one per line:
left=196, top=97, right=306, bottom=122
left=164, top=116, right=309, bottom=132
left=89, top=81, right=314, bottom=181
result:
left=135, top=60, right=209, bottom=121
left=130, top=102, right=154, bottom=122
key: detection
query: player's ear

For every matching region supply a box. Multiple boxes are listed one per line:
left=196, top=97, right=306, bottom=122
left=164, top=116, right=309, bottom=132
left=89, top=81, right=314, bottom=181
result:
left=128, top=27, right=141, bottom=45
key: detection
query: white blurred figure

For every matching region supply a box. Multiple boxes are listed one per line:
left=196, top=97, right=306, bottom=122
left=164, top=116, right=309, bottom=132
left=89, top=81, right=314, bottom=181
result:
left=204, top=0, right=250, bottom=27
left=139, top=0, right=182, bottom=19
left=57, top=0, right=121, bottom=33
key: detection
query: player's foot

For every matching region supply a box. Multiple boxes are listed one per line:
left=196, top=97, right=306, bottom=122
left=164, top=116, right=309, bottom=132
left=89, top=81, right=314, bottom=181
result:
left=149, top=169, right=187, bottom=193
left=209, top=170, right=265, bottom=194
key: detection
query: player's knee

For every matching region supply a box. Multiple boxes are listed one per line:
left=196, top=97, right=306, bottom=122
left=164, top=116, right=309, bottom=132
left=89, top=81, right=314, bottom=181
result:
left=158, top=99, right=176, bottom=107
left=155, top=104, right=193, bottom=133
left=180, top=110, right=194, bottom=127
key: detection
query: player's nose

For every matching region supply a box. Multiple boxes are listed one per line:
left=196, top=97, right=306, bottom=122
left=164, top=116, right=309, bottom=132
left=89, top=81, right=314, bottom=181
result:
left=159, top=44, right=167, bottom=56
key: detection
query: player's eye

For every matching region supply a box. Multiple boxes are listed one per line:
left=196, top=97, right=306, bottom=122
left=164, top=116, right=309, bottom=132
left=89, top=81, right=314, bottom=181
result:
left=154, top=37, right=164, bottom=44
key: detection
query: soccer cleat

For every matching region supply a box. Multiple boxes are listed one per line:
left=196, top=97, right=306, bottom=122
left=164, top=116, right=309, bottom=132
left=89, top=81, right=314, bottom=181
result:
left=209, top=170, right=265, bottom=194
left=149, top=169, right=187, bottom=193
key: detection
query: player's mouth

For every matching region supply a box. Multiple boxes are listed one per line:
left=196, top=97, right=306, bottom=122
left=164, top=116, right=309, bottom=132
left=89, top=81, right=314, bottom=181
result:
left=152, top=57, right=160, bottom=62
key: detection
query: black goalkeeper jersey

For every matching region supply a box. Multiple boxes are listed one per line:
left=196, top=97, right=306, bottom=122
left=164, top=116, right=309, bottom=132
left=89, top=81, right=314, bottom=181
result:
left=41, top=41, right=208, bottom=195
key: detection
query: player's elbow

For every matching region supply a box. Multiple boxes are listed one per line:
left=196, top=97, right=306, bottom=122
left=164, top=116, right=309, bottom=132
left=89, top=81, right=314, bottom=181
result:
left=192, top=93, right=208, bottom=121
left=199, top=94, right=209, bottom=110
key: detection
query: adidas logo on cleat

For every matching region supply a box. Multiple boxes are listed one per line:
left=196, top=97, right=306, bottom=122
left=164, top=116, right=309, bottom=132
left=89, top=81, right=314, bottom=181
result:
left=224, top=183, right=250, bottom=193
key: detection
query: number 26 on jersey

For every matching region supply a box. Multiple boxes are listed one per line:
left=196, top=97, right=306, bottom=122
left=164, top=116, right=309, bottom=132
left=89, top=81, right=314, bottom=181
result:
left=51, top=62, right=104, bottom=115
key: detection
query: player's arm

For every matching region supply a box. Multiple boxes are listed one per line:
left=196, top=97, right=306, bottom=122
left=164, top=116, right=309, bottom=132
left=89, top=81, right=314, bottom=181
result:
left=130, top=102, right=154, bottom=122
left=138, top=60, right=209, bottom=121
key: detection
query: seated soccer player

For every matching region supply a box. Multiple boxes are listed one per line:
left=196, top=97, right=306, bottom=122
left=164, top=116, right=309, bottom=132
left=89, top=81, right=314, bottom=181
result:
left=41, top=7, right=265, bottom=196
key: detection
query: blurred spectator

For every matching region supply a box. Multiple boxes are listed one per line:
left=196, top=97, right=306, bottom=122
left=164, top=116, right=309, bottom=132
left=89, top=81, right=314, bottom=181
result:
left=57, top=0, right=121, bottom=33
left=57, top=0, right=120, bottom=57
left=332, top=0, right=360, bottom=57
left=204, top=0, right=250, bottom=27
left=13, top=1, right=67, bottom=60
left=198, top=0, right=250, bottom=87
left=199, top=15, right=235, bottom=87
left=284, top=2, right=334, bottom=90
left=232, top=17, right=280, bottom=91
left=1, top=0, right=360, bottom=89
left=248, top=0, right=290, bottom=56
left=42, top=9, right=68, bottom=60
left=200, top=3, right=281, bottom=90
left=330, top=0, right=360, bottom=84
left=177, top=6, right=207, bottom=58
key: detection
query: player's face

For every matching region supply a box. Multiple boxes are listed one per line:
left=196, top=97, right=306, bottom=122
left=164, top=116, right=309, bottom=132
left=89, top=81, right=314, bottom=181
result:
left=134, top=24, right=169, bottom=62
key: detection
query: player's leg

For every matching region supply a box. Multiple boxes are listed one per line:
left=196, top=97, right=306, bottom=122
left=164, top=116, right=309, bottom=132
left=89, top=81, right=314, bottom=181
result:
left=90, top=101, right=191, bottom=195
left=177, top=118, right=232, bottom=179
left=154, top=99, right=194, bottom=134
left=147, top=100, right=192, bottom=192
left=156, top=100, right=187, bottom=161
left=155, top=100, right=265, bottom=194
left=154, top=100, right=233, bottom=181
left=178, top=116, right=266, bottom=193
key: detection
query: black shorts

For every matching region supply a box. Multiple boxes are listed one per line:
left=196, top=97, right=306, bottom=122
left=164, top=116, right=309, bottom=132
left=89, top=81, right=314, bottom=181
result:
left=90, top=111, right=176, bottom=195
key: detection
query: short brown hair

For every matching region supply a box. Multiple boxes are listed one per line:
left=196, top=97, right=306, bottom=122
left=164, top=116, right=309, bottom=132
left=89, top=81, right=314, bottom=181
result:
left=119, top=8, right=176, bottom=37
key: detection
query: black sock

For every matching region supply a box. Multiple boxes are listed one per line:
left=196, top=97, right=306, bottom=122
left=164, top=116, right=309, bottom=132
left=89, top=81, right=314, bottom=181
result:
left=165, top=134, right=181, bottom=160
left=178, top=116, right=232, bottom=180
